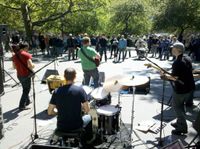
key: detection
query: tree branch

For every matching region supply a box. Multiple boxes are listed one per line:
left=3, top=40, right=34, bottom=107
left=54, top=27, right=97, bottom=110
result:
left=0, top=3, right=21, bottom=11
left=32, top=0, right=74, bottom=26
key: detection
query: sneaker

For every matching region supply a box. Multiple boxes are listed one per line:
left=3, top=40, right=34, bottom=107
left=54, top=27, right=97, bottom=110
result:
left=26, top=101, right=32, bottom=106
left=171, top=129, right=187, bottom=135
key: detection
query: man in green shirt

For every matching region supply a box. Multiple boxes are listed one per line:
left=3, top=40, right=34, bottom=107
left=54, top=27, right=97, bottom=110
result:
left=78, top=37, right=100, bottom=88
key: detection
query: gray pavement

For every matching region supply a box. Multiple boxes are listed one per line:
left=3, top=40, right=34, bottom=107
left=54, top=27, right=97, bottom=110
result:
left=0, top=50, right=199, bottom=149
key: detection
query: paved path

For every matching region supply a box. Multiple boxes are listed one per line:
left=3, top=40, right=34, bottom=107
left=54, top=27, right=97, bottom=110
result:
left=0, top=50, right=199, bottom=149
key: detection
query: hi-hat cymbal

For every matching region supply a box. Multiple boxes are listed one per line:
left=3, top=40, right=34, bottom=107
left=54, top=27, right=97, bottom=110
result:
left=103, top=75, right=124, bottom=92
left=120, top=75, right=149, bottom=87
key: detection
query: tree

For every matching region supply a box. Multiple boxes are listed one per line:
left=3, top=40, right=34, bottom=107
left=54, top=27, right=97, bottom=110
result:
left=108, top=0, right=153, bottom=35
left=0, top=0, right=106, bottom=42
left=154, top=0, right=200, bottom=38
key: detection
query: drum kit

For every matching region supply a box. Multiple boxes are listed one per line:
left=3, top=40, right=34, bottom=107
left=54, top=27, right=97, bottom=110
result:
left=46, top=74, right=149, bottom=146
left=81, top=74, right=149, bottom=146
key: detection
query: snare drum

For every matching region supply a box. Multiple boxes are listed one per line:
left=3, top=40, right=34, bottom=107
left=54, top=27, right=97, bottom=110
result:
left=47, top=75, right=66, bottom=93
left=90, top=87, right=111, bottom=107
left=97, top=105, right=120, bottom=135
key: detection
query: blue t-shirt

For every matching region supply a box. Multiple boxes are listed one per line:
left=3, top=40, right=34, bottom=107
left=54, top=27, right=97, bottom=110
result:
left=50, top=84, right=87, bottom=131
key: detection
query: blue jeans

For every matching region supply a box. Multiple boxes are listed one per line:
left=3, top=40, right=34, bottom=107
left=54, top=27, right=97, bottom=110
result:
left=82, top=114, right=93, bottom=142
left=18, top=76, right=31, bottom=108
left=83, top=68, right=99, bottom=88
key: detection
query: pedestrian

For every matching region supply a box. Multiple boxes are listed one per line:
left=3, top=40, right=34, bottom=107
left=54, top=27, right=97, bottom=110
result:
left=118, top=35, right=127, bottom=62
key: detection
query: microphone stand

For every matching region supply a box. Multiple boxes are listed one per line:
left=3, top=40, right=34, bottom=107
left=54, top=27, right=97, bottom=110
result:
left=12, top=57, right=59, bottom=142
left=142, top=55, right=176, bottom=147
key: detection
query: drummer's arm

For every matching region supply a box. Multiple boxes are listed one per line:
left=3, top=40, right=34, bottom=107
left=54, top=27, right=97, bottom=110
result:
left=82, top=101, right=90, bottom=114
left=47, top=104, right=57, bottom=116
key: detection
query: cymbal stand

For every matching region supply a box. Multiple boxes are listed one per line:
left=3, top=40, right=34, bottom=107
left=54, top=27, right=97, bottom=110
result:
left=126, top=86, right=149, bottom=148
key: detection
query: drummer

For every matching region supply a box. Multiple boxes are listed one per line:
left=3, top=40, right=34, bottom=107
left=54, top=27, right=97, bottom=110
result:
left=47, top=67, right=94, bottom=147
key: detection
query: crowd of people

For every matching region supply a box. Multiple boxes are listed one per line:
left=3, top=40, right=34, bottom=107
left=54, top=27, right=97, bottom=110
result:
left=31, top=33, right=200, bottom=62
left=1, top=32, right=200, bottom=63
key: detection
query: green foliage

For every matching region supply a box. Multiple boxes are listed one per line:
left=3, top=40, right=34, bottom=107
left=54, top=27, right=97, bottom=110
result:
left=153, top=0, right=200, bottom=33
left=1, top=0, right=200, bottom=37
left=108, top=0, right=153, bottom=35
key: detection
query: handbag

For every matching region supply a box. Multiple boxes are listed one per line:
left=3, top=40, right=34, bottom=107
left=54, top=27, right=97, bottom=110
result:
left=80, top=48, right=100, bottom=67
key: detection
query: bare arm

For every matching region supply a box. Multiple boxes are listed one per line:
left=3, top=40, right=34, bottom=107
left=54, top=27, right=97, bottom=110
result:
left=47, top=104, right=57, bottom=116
left=27, top=59, right=35, bottom=70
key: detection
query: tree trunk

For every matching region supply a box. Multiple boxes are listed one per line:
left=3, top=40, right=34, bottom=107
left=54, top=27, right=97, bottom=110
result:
left=21, top=3, right=32, bottom=44
left=178, top=28, right=184, bottom=43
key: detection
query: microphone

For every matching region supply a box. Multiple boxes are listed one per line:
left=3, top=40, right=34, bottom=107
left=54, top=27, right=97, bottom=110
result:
left=114, top=80, right=118, bottom=85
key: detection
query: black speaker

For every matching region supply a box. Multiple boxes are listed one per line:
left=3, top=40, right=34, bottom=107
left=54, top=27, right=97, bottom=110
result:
left=41, top=69, right=59, bottom=84
left=28, top=144, right=72, bottom=149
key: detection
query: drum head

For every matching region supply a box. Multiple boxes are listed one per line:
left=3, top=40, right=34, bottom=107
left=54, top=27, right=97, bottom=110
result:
left=97, top=105, right=119, bottom=116
left=91, top=87, right=109, bottom=100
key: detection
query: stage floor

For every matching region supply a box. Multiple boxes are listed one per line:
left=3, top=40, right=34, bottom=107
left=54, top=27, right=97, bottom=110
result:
left=0, top=51, right=200, bottom=149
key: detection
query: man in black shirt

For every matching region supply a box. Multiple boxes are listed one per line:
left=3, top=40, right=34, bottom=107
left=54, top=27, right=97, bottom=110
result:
left=48, top=68, right=93, bottom=145
left=160, top=42, right=195, bottom=135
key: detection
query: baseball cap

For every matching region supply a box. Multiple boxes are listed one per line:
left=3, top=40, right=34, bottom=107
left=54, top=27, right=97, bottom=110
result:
left=172, top=42, right=185, bottom=52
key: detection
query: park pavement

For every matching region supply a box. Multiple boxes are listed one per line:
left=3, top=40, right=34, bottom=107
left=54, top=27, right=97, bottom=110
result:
left=0, top=50, right=199, bottom=149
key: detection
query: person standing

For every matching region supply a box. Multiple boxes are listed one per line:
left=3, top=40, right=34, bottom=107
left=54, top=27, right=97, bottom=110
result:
left=78, top=37, right=100, bottom=88
left=98, top=34, right=108, bottom=62
left=118, top=35, right=127, bottom=62
left=160, top=42, right=195, bottom=135
left=67, top=33, right=76, bottom=60
left=12, top=42, right=35, bottom=110
left=47, top=68, right=94, bottom=147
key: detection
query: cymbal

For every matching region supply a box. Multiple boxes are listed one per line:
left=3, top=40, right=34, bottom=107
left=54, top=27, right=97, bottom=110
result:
left=91, top=87, right=109, bottom=99
left=120, top=75, right=149, bottom=87
left=103, top=75, right=124, bottom=92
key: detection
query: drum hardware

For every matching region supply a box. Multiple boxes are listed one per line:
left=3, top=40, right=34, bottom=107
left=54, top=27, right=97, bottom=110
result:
left=90, top=87, right=111, bottom=107
left=103, top=75, right=123, bottom=93
left=96, top=105, right=121, bottom=146
left=118, top=75, right=150, bottom=148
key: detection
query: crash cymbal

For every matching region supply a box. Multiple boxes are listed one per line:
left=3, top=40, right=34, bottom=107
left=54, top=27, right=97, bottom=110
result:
left=90, top=87, right=109, bottom=99
left=103, top=75, right=124, bottom=92
left=120, top=75, right=149, bottom=87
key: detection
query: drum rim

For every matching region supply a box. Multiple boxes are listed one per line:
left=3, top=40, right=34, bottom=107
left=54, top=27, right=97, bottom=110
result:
left=96, top=105, right=120, bottom=116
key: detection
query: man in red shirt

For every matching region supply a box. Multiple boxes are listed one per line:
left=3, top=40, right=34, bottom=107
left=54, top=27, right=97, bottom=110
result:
left=12, top=42, right=35, bottom=110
